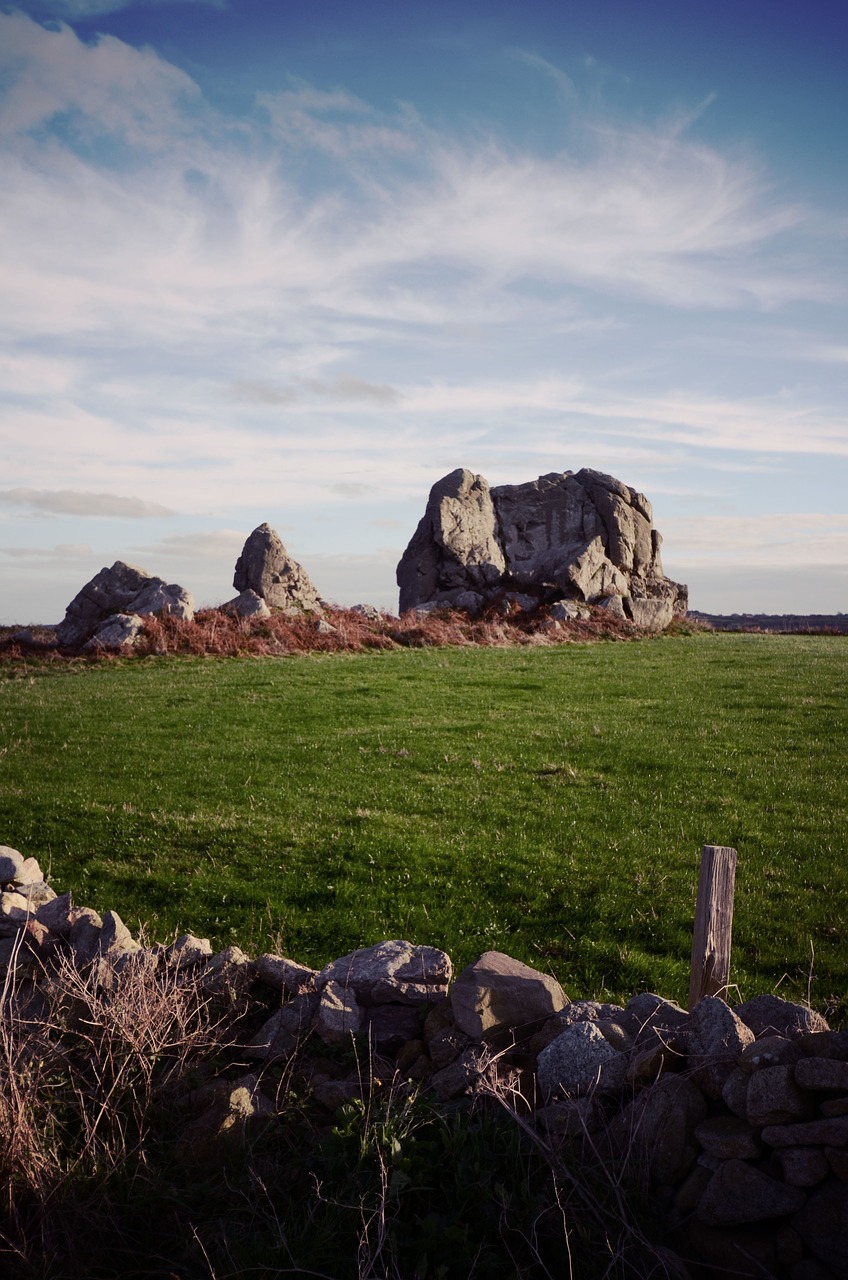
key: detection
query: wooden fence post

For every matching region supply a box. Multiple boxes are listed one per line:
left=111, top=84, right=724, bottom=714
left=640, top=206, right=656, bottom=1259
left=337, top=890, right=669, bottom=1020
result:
left=688, top=844, right=737, bottom=1010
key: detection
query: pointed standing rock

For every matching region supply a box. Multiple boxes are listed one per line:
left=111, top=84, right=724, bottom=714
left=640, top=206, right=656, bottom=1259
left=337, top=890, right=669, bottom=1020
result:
left=233, top=524, right=324, bottom=612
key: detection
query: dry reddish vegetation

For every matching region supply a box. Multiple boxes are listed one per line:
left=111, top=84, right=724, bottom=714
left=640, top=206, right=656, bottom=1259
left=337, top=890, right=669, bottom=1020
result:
left=0, top=601, right=699, bottom=664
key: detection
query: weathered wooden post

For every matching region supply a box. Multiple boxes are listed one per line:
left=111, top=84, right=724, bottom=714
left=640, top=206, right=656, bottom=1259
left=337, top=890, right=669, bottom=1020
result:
left=688, top=844, right=737, bottom=1010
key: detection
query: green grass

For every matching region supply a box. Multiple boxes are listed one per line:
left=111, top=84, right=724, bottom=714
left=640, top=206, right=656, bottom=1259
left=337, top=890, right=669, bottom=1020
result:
left=1, top=634, right=846, bottom=1012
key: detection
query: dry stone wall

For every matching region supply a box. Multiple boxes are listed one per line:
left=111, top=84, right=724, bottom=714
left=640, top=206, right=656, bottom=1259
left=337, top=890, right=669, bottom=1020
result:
left=2, top=843, right=845, bottom=1279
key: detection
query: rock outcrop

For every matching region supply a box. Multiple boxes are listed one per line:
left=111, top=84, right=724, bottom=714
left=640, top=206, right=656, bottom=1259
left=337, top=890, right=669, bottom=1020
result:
left=56, top=561, right=194, bottom=649
left=232, top=524, right=324, bottom=613
left=397, top=468, right=687, bottom=627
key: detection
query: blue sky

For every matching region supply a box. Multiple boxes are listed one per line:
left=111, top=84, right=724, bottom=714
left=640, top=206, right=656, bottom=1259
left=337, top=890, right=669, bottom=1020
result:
left=1, top=0, right=846, bottom=621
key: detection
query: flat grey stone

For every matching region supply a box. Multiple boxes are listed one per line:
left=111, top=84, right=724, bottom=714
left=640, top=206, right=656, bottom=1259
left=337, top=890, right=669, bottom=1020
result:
left=734, top=994, right=829, bottom=1041
left=795, top=1058, right=848, bottom=1092
left=695, top=1115, right=762, bottom=1160
left=777, top=1145, right=830, bottom=1187
left=256, top=953, right=317, bottom=994
left=746, top=1065, right=812, bottom=1126
left=318, top=939, right=451, bottom=1007
left=314, top=979, right=363, bottom=1043
left=697, top=1159, right=806, bottom=1226
left=762, top=1116, right=848, bottom=1148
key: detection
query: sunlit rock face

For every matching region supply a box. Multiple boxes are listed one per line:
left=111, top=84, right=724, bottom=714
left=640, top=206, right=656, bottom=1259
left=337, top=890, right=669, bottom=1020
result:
left=232, top=523, right=324, bottom=613
left=396, top=467, right=687, bottom=626
left=56, top=561, right=194, bottom=649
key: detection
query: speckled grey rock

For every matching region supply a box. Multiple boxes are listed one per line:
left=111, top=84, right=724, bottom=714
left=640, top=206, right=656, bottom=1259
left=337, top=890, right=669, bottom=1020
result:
left=746, top=1065, right=812, bottom=1126
left=606, top=1074, right=707, bottom=1186
left=698, top=1159, right=806, bottom=1226
left=83, top=612, right=145, bottom=651
left=734, top=994, right=829, bottom=1041
left=317, top=940, right=451, bottom=1007
left=166, top=934, right=213, bottom=969
left=793, top=1181, right=848, bottom=1271
left=688, top=996, right=754, bottom=1099
left=537, top=1020, right=627, bottom=1099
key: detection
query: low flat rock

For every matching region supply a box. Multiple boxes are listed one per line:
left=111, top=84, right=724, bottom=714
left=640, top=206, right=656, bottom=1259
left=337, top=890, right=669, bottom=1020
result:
left=256, top=953, right=317, bottom=994
left=83, top=612, right=145, bottom=651
left=68, top=907, right=103, bottom=964
left=166, top=934, right=213, bottom=969
left=777, top=1145, right=830, bottom=1187
left=202, top=946, right=256, bottom=995
left=698, top=1159, right=806, bottom=1226
left=795, top=1058, right=848, bottom=1091
left=363, top=1004, right=422, bottom=1049
left=36, top=892, right=74, bottom=935
left=761, top=1115, right=848, bottom=1148
left=317, top=939, right=451, bottom=1007
left=98, top=910, right=140, bottom=959
left=695, top=1115, right=763, bottom=1160
left=246, top=992, right=319, bottom=1061
left=614, top=992, right=689, bottom=1047
left=451, top=950, right=567, bottom=1040
left=740, top=1034, right=803, bottom=1072
left=734, top=994, right=829, bottom=1041
left=225, top=588, right=271, bottom=619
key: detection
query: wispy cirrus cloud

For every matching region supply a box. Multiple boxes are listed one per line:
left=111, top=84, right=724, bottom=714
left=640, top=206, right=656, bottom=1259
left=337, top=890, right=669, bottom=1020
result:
left=661, top=513, right=848, bottom=566
left=0, top=11, right=845, bottom=621
left=0, top=488, right=175, bottom=517
left=12, top=0, right=223, bottom=20
left=0, top=541, right=92, bottom=558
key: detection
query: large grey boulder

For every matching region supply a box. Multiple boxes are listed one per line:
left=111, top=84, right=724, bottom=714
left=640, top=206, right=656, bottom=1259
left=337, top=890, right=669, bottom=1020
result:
left=395, top=469, right=506, bottom=614
left=233, top=524, right=324, bottom=612
left=451, top=950, right=568, bottom=1040
left=316, top=939, right=451, bottom=1007
left=57, top=561, right=194, bottom=648
left=397, top=467, right=687, bottom=623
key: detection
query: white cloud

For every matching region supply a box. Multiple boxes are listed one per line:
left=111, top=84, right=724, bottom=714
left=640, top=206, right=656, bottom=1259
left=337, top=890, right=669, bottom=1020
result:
left=13, top=1, right=224, bottom=24
left=131, top=529, right=246, bottom=560
left=0, top=488, right=175, bottom=516
left=0, top=13, right=845, bottom=619
left=0, top=541, right=92, bottom=558
left=661, top=513, right=848, bottom=567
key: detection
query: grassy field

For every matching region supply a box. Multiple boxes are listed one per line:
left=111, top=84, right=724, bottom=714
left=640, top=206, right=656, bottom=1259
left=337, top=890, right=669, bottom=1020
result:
left=1, top=633, right=845, bottom=1013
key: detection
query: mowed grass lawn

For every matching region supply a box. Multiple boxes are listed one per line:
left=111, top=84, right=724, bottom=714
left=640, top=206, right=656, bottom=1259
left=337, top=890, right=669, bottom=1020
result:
left=1, top=634, right=845, bottom=1013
